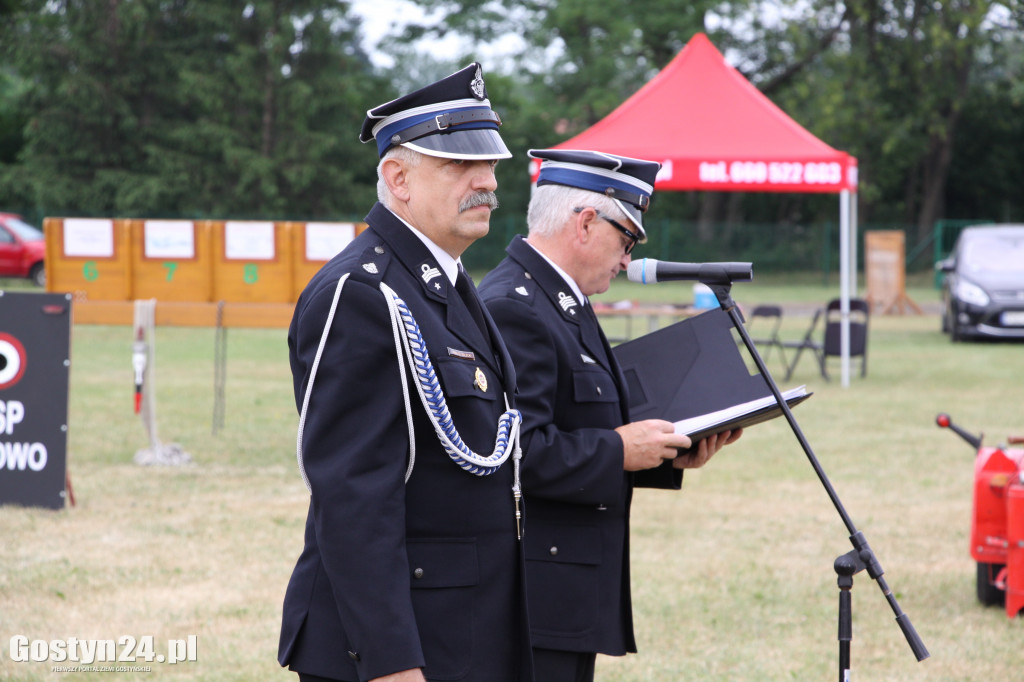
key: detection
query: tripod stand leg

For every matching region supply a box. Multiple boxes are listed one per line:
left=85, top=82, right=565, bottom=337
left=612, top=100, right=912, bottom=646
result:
left=835, top=551, right=862, bottom=682
left=839, top=578, right=852, bottom=681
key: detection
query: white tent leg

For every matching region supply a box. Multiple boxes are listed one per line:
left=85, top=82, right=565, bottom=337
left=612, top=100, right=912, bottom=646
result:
left=850, top=190, right=859, bottom=296
left=839, top=190, right=851, bottom=388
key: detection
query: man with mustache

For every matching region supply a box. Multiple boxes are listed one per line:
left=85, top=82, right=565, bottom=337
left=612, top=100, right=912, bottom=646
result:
left=479, top=149, right=742, bottom=682
left=279, top=64, right=532, bottom=682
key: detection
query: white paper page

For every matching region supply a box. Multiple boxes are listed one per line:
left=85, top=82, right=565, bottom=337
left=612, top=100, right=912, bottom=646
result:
left=673, top=385, right=808, bottom=436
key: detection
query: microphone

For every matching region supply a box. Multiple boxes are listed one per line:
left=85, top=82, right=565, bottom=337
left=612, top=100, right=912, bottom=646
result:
left=627, top=259, right=753, bottom=285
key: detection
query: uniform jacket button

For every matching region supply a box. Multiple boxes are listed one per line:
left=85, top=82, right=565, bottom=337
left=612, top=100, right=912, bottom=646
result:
left=549, top=546, right=558, bottom=556
left=348, top=650, right=360, bottom=661
left=413, top=567, right=424, bottom=579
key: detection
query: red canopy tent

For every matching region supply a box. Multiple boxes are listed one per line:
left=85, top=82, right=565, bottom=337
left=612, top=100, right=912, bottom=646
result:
left=533, top=33, right=861, bottom=385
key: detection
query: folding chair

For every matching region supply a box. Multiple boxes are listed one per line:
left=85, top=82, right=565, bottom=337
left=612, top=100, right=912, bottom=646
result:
left=782, top=308, right=826, bottom=382
left=746, top=304, right=787, bottom=372
left=823, top=298, right=869, bottom=380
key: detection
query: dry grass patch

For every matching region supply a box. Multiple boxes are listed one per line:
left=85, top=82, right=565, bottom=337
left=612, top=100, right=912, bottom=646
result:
left=2, top=301, right=1023, bottom=681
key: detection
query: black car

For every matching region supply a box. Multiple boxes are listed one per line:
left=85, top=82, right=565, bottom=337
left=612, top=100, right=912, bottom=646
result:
left=937, top=224, right=1024, bottom=341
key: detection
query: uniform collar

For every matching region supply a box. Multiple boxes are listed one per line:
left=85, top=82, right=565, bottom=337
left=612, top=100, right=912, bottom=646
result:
left=505, top=236, right=586, bottom=324
left=522, top=239, right=586, bottom=307
left=388, top=207, right=460, bottom=285
left=366, top=203, right=513, bottom=383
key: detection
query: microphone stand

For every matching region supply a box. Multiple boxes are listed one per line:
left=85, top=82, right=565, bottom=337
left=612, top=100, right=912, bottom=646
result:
left=697, top=268, right=929, bottom=679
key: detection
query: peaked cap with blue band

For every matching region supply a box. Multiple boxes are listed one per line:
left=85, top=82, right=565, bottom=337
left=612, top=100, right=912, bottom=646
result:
left=360, top=62, right=512, bottom=160
left=529, top=148, right=661, bottom=240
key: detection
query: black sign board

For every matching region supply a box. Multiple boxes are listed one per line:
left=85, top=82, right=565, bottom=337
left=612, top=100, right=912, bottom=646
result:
left=0, top=291, right=71, bottom=510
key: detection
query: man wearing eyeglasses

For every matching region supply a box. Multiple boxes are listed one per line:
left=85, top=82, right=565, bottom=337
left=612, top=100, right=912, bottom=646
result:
left=479, top=149, right=741, bottom=681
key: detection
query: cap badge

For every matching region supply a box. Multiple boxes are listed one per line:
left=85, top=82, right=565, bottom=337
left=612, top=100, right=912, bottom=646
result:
left=473, top=366, right=488, bottom=392
left=420, top=263, right=442, bottom=284
left=557, top=291, right=578, bottom=313
left=470, top=65, right=486, bottom=100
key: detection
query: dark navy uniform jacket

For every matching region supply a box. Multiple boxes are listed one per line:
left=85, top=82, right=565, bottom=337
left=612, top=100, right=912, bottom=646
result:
left=479, top=235, right=680, bottom=656
left=279, top=204, right=532, bottom=681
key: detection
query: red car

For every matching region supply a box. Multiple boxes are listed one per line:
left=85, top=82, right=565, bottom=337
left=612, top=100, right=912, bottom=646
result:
left=0, top=213, right=46, bottom=287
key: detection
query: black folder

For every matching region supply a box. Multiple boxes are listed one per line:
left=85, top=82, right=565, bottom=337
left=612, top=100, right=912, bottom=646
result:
left=612, top=308, right=810, bottom=440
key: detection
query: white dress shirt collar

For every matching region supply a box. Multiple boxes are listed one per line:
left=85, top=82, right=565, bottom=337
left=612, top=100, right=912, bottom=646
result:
left=388, top=209, right=460, bottom=285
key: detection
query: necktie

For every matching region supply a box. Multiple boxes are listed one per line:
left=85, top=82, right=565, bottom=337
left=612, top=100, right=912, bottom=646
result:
left=455, top=267, right=490, bottom=342
left=580, top=301, right=609, bottom=364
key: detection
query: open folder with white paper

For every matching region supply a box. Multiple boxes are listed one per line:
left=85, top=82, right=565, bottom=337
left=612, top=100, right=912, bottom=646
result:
left=611, top=307, right=811, bottom=442
left=670, top=384, right=809, bottom=440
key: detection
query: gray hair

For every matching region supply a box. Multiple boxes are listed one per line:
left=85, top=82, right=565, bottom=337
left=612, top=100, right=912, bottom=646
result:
left=377, top=145, right=423, bottom=207
left=527, top=184, right=628, bottom=239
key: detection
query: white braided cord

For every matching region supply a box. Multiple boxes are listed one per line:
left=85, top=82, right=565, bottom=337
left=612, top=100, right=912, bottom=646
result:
left=381, top=282, right=522, bottom=476
left=296, top=274, right=522, bottom=494
left=386, top=283, right=418, bottom=483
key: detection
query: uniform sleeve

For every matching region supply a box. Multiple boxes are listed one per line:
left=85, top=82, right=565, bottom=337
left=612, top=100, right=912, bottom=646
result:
left=292, top=277, right=425, bottom=679
left=486, top=295, right=624, bottom=506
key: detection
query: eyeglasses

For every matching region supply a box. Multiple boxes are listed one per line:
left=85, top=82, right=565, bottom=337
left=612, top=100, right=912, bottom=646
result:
left=573, top=206, right=641, bottom=255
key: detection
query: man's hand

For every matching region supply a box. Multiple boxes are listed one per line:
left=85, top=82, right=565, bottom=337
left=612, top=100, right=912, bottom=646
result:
left=673, top=428, right=743, bottom=469
left=615, top=419, right=692, bottom=471
left=371, top=669, right=426, bottom=682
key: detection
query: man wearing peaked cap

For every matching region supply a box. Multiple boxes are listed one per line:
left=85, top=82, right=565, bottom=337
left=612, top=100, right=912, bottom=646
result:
left=479, top=149, right=742, bottom=682
left=360, top=62, right=512, bottom=160
left=279, top=63, right=532, bottom=682
left=530, top=148, right=657, bottom=241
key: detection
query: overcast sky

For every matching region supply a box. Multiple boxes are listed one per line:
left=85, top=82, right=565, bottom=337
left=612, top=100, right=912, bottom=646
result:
left=347, top=0, right=525, bottom=68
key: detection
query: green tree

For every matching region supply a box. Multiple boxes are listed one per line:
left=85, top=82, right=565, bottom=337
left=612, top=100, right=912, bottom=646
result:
left=840, top=0, right=1017, bottom=242
left=753, top=0, right=1024, bottom=239
left=404, top=0, right=1024, bottom=243
left=5, top=0, right=1023, bottom=254
left=406, top=0, right=710, bottom=131
left=392, top=0, right=717, bottom=229
left=945, top=31, right=1024, bottom=222
left=0, top=0, right=383, bottom=220
left=166, top=1, right=384, bottom=219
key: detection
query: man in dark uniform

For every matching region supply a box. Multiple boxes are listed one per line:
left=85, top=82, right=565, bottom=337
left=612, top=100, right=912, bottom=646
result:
left=279, top=63, right=532, bottom=682
left=479, top=149, right=742, bottom=682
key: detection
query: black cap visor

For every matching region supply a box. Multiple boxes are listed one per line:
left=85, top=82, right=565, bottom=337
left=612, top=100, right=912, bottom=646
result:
left=403, top=128, right=512, bottom=160
left=613, top=199, right=647, bottom=241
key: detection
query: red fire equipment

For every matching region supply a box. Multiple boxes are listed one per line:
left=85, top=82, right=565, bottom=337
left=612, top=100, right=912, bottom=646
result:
left=937, top=413, right=1024, bottom=618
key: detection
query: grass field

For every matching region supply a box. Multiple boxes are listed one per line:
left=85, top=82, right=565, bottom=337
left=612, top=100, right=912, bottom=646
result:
left=2, top=272, right=1023, bottom=681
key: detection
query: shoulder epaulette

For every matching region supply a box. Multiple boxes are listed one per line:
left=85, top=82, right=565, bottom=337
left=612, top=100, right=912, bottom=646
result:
left=506, top=272, right=537, bottom=304
left=346, top=243, right=391, bottom=286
